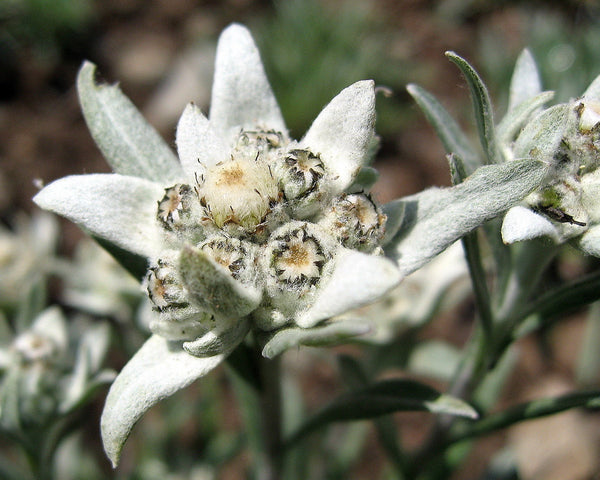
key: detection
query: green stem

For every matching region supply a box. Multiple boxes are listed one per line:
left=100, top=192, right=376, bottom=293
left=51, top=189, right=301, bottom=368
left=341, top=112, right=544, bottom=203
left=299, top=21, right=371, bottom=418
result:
left=439, top=389, right=600, bottom=450
left=461, top=232, right=493, bottom=342
left=228, top=346, right=283, bottom=480
left=258, top=354, right=283, bottom=480
left=409, top=240, right=557, bottom=477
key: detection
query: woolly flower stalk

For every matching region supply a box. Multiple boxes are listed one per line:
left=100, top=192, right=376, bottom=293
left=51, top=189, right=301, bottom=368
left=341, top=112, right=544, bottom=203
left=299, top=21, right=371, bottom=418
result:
left=33, top=24, right=403, bottom=465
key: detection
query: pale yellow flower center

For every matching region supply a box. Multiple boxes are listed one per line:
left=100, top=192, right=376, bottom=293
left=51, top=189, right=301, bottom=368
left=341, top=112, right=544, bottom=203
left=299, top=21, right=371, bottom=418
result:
left=199, top=157, right=279, bottom=230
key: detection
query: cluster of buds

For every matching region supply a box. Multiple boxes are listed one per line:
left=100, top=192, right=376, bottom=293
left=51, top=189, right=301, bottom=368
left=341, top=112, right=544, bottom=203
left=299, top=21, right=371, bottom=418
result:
left=146, top=125, right=387, bottom=339
left=501, top=64, right=600, bottom=254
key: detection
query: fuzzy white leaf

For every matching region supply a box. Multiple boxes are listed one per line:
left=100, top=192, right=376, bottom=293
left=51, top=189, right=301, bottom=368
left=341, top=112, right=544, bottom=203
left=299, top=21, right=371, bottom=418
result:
left=578, top=225, right=600, bottom=257
left=183, top=318, right=249, bottom=357
left=508, top=49, right=542, bottom=112
left=77, top=62, right=183, bottom=183
left=297, top=248, right=401, bottom=328
left=101, top=335, right=228, bottom=467
left=262, top=321, right=371, bottom=359
left=301, top=80, right=376, bottom=194
left=387, top=160, right=547, bottom=276
left=209, top=24, right=286, bottom=134
left=582, top=74, right=600, bottom=102
left=501, top=205, right=559, bottom=243
left=179, top=245, right=262, bottom=318
left=34, top=174, right=163, bottom=259
left=513, top=104, right=571, bottom=161
left=175, top=103, right=229, bottom=176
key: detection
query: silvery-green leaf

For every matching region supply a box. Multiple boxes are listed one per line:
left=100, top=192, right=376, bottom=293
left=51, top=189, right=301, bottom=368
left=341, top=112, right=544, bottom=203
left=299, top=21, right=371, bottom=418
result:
left=406, top=83, right=479, bottom=172
left=183, top=318, right=249, bottom=357
left=301, top=81, right=376, bottom=194
left=386, top=159, right=547, bottom=276
left=513, top=104, right=571, bottom=161
left=446, top=51, right=503, bottom=164
left=578, top=225, right=600, bottom=257
left=101, top=334, right=228, bottom=467
left=285, top=379, right=477, bottom=446
left=210, top=24, right=286, bottom=134
left=77, top=62, right=182, bottom=183
left=296, top=248, right=401, bottom=328
left=175, top=103, right=229, bottom=176
left=497, top=91, right=554, bottom=147
left=501, top=205, right=559, bottom=243
left=507, top=49, right=543, bottom=112
left=261, top=321, right=371, bottom=359
left=582, top=74, right=600, bottom=101
left=179, top=245, right=262, bottom=318
left=34, top=174, right=164, bottom=259
left=381, top=200, right=406, bottom=245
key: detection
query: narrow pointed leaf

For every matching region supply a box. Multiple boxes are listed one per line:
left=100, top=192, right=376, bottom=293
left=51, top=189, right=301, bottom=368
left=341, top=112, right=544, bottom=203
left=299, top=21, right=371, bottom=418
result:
left=508, top=49, right=543, bottom=112
left=407, top=83, right=479, bottom=172
left=497, top=91, right=554, bottom=146
left=101, top=335, right=228, bottom=466
left=301, top=81, right=376, bottom=194
left=210, top=24, right=286, bottom=133
left=285, top=379, right=477, bottom=446
left=446, top=51, right=503, bottom=164
left=386, top=159, right=546, bottom=276
left=582, top=74, right=600, bottom=101
left=77, top=62, right=182, bottom=183
left=176, top=103, right=229, bottom=176
left=33, top=174, right=164, bottom=259
left=261, top=321, right=371, bottom=359
left=448, top=390, right=600, bottom=445
left=513, top=103, right=571, bottom=160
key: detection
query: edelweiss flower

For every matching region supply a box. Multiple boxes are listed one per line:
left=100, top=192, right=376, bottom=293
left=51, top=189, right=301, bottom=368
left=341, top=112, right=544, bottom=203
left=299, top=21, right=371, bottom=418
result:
left=33, top=24, right=403, bottom=465
left=501, top=73, right=600, bottom=255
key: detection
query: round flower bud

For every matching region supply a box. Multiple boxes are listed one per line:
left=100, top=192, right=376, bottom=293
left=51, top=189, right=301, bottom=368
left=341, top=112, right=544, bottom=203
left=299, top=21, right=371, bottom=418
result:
left=275, top=148, right=326, bottom=218
left=258, top=221, right=336, bottom=326
left=157, top=183, right=205, bottom=244
left=198, top=235, right=258, bottom=286
left=577, top=100, right=600, bottom=133
left=196, top=153, right=281, bottom=237
left=320, top=193, right=387, bottom=252
left=145, top=251, right=211, bottom=340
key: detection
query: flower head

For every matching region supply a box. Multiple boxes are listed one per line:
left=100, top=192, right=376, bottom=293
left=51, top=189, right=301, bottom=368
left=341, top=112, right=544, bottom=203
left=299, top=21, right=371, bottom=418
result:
left=501, top=73, right=600, bottom=255
left=33, top=23, right=402, bottom=465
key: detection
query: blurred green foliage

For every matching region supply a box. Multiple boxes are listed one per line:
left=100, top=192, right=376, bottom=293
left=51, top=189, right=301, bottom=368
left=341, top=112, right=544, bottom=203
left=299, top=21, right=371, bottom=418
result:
left=255, top=0, right=410, bottom=139
left=478, top=8, right=600, bottom=110
left=0, top=0, right=93, bottom=57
